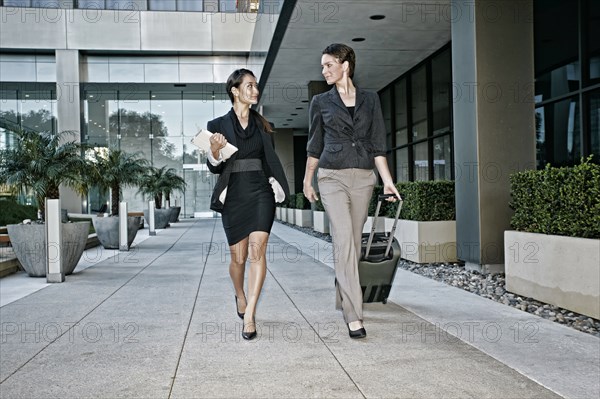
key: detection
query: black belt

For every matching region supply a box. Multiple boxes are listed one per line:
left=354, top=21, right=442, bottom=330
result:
left=231, top=158, right=263, bottom=173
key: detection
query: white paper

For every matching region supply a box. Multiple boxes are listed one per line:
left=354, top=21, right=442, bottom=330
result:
left=191, top=129, right=238, bottom=161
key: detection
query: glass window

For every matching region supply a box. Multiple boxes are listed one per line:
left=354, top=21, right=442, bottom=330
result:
left=395, top=148, right=409, bottom=182
left=109, top=62, right=144, bottom=82
left=150, top=92, right=182, bottom=171
left=107, top=1, right=139, bottom=10
left=0, top=60, right=37, bottom=82
left=148, top=0, right=175, bottom=11
left=411, top=66, right=428, bottom=142
left=433, top=135, right=452, bottom=180
left=220, top=0, right=237, bottom=12
left=534, top=0, right=580, bottom=101
left=431, top=49, right=451, bottom=135
left=32, top=1, right=63, bottom=7
left=144, top=63, right=179, bottom=83
left=0, top=90, right=19, bottom=150
left=413, top=142, right=428, bottom=181
left=4, top=1, right=31, bottom=6
left=590, top=90, right=600, bottom=161
left=177, top=0, right=202, bottom=11
left=20, top=90, right=56, bottom=133
left=380, top=88, right=392, bottom=135
left=394, top=79, right=407, bottom=146
left=77, top=0, right=105, bottom=8
left=536, top=97, right=581, bottom=168
left=588, top=0, right=600, bottom=86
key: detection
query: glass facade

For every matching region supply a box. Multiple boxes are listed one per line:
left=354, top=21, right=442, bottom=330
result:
left=82, top=86, right=231, bottom=216
left=534, top=0, right=600, bottom=167
left=0, top=0, right=278, bottom=12
left=379, top=45, right=453, bottom=182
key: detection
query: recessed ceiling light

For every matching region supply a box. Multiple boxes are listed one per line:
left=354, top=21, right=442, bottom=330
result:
left=369, top=15, right=385, bottom=20
left=296, top=107, right=303, bottom=110
left=291, top=113, right=298, bottom=116
left=283, top=124, right=289, bottom=126
left=301, top=100, right=309, bottom=103
left=286, top=119, right=293, bottom=121
left=352, top=38, right=365, bottom=42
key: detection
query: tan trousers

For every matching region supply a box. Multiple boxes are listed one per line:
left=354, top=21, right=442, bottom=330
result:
left=318, top=168, right=376, bottom=324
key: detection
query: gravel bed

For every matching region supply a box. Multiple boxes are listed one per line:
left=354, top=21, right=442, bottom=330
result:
left=277, top=221, right=600, bottom=338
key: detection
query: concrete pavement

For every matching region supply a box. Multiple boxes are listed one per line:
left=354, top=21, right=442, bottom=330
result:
left=0, top=219, right=598, bottom=398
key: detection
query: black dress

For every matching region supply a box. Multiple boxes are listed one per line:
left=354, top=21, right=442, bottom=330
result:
left=221, top=112, right=276, bottom=245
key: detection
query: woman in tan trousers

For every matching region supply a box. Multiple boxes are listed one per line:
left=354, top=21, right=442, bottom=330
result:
left=303, top=43, right=400, bottom=339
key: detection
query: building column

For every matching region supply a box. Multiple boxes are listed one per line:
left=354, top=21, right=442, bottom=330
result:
left=55, top=49, right=83, bottom=213
left=451, top=0, right=536, bottom=272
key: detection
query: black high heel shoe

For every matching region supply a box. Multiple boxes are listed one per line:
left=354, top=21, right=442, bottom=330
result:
left=242, top=317, right=257, bottom=341
left=348, top=324, right=367, bottom=339
left=235, top=295, right=245, bottom=320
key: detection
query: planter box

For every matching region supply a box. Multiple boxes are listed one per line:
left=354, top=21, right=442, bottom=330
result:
left=275, top=207, right=282, bottom=220
left=505, top=230, right=600, bottom=319
left=362, top=216, right=385, bottom=234
left=313, top=211, right=329, bottom=234
left=393, top=220, right=457, bottom=264
left=294, top=209, right=313, bottom=228
left=143, top=208, right=171, bottom=229
left=168, top=206, right=181, bottom=223
left=286, top=208, right=295, bottom=225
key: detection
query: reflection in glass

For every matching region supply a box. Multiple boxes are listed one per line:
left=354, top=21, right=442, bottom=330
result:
left=148, top=0, right=176, bottom=11
left=534, top=0, right=579, bottom=101
left=77, top=0, right=105, bottom=8
left=144, top=63, right=179, bottom=83
left=431, top=49, right=451, bottom=134
left=590, top=90, right=600, bottom=161
left=178, top=0, right=203, bottom=11
left=433, top=135, right=452, bottom=180
left=20, top=91, right=56, bottom=134
left=380, top=89, right=392, bottom=134
left=589, top=0, right=600, bottom=85
left=0, top=90, right=19, bottom=150
left=394, top=79, right=407, bottom=146
left=411, top=66, right=428, bottom=141
left=413, top=142, right=428, bottom=181
left=109, top=63, right=144, bottom=83
left=395, top=148, right=409, bottom=182
left=3, top=0, right=30, bottom=6
left=536, top=97, right=581, bottom=168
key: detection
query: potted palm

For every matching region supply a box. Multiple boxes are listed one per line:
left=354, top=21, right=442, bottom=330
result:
left=0, top=129, right=90, bottom=277
left=138, top=166, right=184, bottom=229
left=88, top=149, right=148, bottom=250
left=161, top=168, right=186, bottom=223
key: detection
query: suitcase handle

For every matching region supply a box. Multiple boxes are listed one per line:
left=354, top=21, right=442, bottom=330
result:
left=365, top=194, right=403, bottom=259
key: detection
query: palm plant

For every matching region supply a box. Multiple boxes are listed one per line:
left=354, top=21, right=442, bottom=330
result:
left=88, top=149, right=149, bottom=215
left=138, top=166, right=186, bottom=209
left=0, top=129, right=89, bottom=219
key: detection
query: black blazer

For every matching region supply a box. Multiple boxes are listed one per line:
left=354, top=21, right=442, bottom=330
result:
left=206, top=110, right=290, bottom=213
left=307, top=86, right=387, bottom=170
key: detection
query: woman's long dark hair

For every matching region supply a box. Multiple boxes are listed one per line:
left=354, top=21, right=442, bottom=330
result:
left=226, top=68, right=273, bottom=133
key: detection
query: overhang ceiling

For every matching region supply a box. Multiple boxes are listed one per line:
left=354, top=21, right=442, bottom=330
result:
left=259, top=0, right=451, bottom=132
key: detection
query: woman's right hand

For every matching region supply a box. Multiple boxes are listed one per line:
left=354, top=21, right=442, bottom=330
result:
left=303, top=184, right=319, bottom=203
left=210, top=133, right=227, bottom=157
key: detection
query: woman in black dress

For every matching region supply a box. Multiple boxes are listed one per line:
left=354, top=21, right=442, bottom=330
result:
left=206, top=69, right=289, bottom=340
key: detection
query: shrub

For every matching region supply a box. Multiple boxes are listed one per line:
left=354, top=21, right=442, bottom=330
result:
left=0, top=199, right=37, bottom=226
left=510, top=156, right=600, bottom=238
left=295, top=192, right=311, bottom=210
left=314, top=193, right=325, bottom=212
left=369, top=181, right=455, bottom=221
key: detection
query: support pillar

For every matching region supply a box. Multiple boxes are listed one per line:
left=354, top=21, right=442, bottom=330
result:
left=451, top=0, right=536, bottom=272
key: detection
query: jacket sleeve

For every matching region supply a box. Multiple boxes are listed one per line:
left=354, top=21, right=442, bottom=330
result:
left=306, top=95, right=324, bottom=158
left=370, top=93, right=387, bottom=157
left=206, top=120, right=226, bottom=175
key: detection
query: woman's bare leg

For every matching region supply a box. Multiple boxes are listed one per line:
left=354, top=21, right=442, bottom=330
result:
left=243, top=231, right=270, bottom=333
left=229, top=237, right=249, bottom=315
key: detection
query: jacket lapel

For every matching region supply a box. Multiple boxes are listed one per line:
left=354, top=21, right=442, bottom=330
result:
left=354, top=88, right=366, bottom=115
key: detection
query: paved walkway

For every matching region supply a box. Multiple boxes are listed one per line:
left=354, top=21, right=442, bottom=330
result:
left=0, top=219, right=598, bottom=398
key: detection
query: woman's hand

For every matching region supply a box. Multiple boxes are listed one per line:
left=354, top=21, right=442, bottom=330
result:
left=303, top=184, right=319, bottom=203
left=210, top=133, right=227, bottom=158
left=383, top=182, right=402, bottom=202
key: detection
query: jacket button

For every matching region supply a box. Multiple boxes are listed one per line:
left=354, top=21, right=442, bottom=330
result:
left=352, top=143, right=356, bottom=147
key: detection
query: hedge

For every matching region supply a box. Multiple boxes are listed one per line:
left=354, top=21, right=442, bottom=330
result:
left=294, top=192, right=311, bottom=210
left=0, top=199, right=37, bottom=226
left=510, top=156, right=600, bottom=239
left=369, top=181, right=455, bottom=221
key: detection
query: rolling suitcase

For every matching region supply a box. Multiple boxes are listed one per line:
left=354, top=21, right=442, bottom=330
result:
left=359, top=194, right=403, bottom=304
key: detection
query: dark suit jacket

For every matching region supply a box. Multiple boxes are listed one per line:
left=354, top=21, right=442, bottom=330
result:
left=206, top=110, right=290, bottom=213
left=307, top=86, right=387, bottom=169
